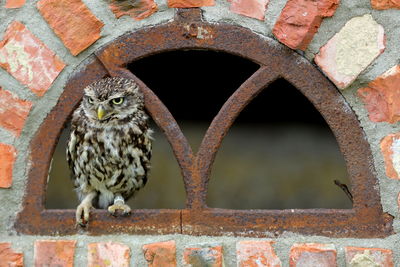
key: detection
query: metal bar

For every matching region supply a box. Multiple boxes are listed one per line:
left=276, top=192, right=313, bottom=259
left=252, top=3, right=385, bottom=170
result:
left=196, top=67, right=280, bottom=206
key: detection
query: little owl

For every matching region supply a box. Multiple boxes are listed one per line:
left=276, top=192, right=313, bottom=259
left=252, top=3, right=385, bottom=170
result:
left=67, top=77, right=152, bottom=226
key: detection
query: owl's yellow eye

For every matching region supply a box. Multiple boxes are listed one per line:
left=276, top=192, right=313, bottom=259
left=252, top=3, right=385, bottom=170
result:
left=112, top=97, right=124, bottom=105
left=88, top=97, right=94, bottom=104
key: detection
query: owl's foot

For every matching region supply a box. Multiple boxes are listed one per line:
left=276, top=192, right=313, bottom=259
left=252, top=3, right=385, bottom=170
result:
left=76, top=201, right=93, bottom=226
left=108, top=203, right=131, bottom=216
left=108, top=195, right=131, bottom=216
left=76, top=191, right=96, bottom=227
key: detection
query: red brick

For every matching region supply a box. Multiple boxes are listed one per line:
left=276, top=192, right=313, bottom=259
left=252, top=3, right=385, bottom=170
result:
left=0, top=88, right=32, bottom=136
left=273, top=0, right=339, bottom=50
left=237, top=241, right=281, bottom=267
left=0, top=144, right=16, bottom=189
left=5, top=0, right=25, bottom=8
left=314, top=14, right=385, bottom=89
left=371, top=0, right=400, bottom=10
left=182, top=246, right=223, bottom=267
left=109, top=0, right=158, bottom=21
left=290, top=243, right=337, bottom=267
left=0, top=21, right=65, bottom=96
left=229, top=0, right=269, bottom=21
left=358, top=65, right=400, bottom=123
left=34, top=240, right=76, bottom=267
left=143, top=240, right=176, bottom=267
left=380, top=133, right=400, bottom=179
left=0, top=243, right=23, bottom=267
left=88, top=242, right=130, bottom=267
left=37, top=0, right=104, bottom=56
left=168, top=0, right=214, bottom=8
left=345, top=247, right=394, bottom=267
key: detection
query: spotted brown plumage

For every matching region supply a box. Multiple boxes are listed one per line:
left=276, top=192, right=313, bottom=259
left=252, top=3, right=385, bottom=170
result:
left=66, top=77, right=152, bottom=226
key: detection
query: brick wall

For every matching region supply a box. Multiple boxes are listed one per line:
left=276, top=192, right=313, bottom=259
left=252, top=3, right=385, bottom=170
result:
left=0, top=0, right=400, bottom=266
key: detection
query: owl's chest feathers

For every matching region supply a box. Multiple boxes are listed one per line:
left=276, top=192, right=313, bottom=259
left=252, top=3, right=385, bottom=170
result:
left=71, top=120, right=151, bottom=194
left=85, top=127, right=131, bottom=160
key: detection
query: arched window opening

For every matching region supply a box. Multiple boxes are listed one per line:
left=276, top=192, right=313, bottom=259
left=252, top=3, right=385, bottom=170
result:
left=45, top=123, right=186, bottom=209
left=208, top=79, right=351, bottom=209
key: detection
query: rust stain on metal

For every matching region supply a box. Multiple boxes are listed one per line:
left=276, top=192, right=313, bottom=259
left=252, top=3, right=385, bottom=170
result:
left=14, top=8, right=393, bottom=237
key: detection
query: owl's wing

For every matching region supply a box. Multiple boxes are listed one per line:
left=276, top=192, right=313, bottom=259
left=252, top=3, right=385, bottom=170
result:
left=66, top=129, right=80, bottom=177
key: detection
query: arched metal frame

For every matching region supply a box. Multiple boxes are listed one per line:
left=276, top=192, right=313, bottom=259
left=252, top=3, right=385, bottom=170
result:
left=15, top=9, right=393, bottom=237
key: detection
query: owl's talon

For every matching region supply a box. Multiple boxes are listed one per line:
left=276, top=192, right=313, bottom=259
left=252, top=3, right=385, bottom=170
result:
left=77, top=220, right=88, bottom=227
left=108, top=203, right=131, bottom=216
left=76, top=201, right=93, bottom=226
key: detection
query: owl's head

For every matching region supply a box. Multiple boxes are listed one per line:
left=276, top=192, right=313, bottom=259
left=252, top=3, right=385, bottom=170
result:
left=82, top=77, right=144, bottom=123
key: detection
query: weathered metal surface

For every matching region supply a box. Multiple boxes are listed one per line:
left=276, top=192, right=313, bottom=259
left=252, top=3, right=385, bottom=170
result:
left=15, top=8, right=393, bottom=237
left=182, top=209, right=393, bottom=238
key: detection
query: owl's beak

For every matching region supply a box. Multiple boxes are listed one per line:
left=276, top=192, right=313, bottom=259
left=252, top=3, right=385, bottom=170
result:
left=97, top=105, right=106, bottom=120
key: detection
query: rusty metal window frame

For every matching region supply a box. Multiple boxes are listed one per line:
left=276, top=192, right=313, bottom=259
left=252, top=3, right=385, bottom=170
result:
left=15, top=9, right=393, bottom=237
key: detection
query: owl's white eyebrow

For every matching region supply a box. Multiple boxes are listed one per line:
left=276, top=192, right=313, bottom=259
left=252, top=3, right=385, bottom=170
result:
left=84, top=91, right=96, bottom=98
left=110, top=95, right=125, bottom=99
